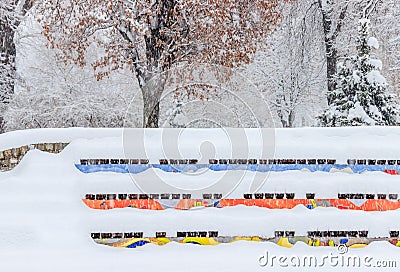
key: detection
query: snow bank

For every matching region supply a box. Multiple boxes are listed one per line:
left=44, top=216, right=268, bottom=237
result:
left=3, top=126, right=400, bottom=162
left=0, top=127, right=123, bottom=151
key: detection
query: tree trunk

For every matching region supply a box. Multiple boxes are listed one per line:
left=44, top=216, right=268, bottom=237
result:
left=318, top=0, right=347, bottom=94
left=0, top=116, right=4, bottom=133
left=325, top=41, right=338, bottom=94
left=288, top=110, right=295, bottom=128
left=142, top=98, right=160, bottom=128
left=141, top=75, right=166, bottom=128
left=319, top=4, right=337, bottom=94
left=280, top=118, right=288, bottom=128
left=279, top=110, right=295, bottom=128
left=0, top=14, right=16, bottom=133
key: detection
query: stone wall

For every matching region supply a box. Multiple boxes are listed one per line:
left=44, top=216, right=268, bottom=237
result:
left=0, top=143, right=69, bottom=171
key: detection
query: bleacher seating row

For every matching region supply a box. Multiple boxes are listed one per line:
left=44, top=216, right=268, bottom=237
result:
left=84, top=192, right=399, bottom=201
left=338, top=193, right=398, bottom=200
left=305, top=230, right=369, bottom=238
left=91, top=231, right=219, bottom=239
left=79, top=158, right=400, bottom=165
left=90, top=230, right=400, bottom=239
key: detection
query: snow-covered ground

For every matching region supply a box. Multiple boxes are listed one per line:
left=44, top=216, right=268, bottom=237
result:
left=1, top=127, right=400, bottom=271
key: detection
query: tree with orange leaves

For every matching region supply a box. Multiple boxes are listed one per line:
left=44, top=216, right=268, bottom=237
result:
left=36, top=0, right=285, bottom=127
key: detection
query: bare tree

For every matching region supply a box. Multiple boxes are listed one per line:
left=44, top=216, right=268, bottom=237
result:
left=369, top=0, right=400, bottom=95
left=5, top=27, right=142, bottom=130
left=246, top=0, right=325, bottom=127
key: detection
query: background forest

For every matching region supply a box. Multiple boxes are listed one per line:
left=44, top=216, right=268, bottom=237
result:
left=1, top=0, right=399, bottom=130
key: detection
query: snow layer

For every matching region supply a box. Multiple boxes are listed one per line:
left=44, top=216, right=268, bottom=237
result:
left=368, top=58, right=383, bottom=70
left=368, top=37, right=380, bottom=50
left=348, top=102, right=375, bottom=125
left=3, top=127, right=400, bottom=161
left=367, top=70, right=387, bottom=85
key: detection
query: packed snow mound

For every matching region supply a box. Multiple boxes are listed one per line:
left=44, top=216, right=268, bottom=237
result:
left=0, top=127, right=123, bottom=151
left=3, top=127, right=400, bottom=161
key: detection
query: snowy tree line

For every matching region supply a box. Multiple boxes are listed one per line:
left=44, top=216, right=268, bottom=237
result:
left=1, top=0, right=399, bottom=131
left=0, top=0, right=34, bottom=132
left=245, top=0, right=400, bottom=127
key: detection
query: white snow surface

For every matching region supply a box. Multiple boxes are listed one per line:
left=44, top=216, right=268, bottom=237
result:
left=368, top=37, right=380, bottom=50
left=367, top=70, right=387, bottom=85
left=3, top=127, right=400, bottom=161
left=348, top=102, right=375, bottom=125
left=352, top=71, right=361, bottom=83
left=368, top=58, right=383, bottom=70
left=1, top=128, right=400, bottom=271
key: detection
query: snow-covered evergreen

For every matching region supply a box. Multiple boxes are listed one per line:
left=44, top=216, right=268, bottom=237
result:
left=319, top=18, right=400, bottom=127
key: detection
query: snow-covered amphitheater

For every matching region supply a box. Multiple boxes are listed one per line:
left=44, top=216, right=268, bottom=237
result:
left=1, top=127, right=400, bottom=271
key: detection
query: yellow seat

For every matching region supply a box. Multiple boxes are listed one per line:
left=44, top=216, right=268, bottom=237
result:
left=277, top=237, right=294, bottom=248
left=232, top=236, right=261, bottom=243
left=149, top=237, right=171, bottom=245
left=182, top=237, right=220, bottom=245
left=349, top=243, right=367, bottom=248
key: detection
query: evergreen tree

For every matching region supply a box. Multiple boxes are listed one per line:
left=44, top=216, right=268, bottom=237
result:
left=319, top=18, right=400, bottom=126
